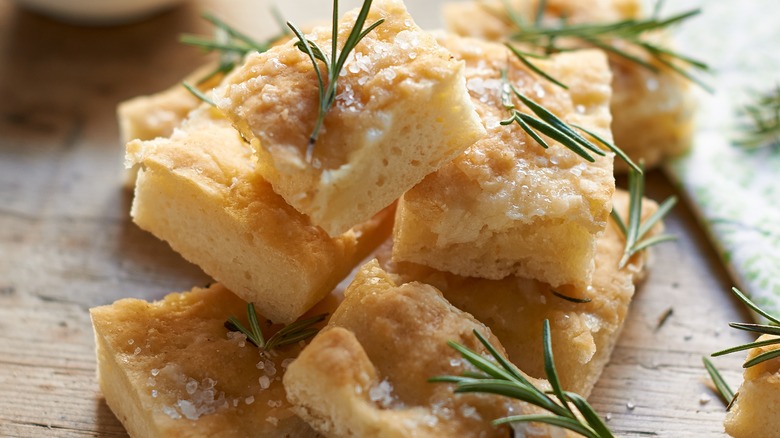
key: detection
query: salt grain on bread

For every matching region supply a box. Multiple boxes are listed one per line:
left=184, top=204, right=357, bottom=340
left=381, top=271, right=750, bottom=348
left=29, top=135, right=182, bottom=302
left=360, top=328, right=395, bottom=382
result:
left=127, top=105, right=393, bottom=324
left=393, top=33, right=615, bottom=289
left=216, top=0, right=485, bottom=237
left=90, top=284, right=320, bottom=438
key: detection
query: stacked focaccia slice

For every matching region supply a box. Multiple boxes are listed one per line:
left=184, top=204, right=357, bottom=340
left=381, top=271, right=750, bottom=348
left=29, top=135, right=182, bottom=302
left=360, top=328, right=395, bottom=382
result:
left=384, top=189, right=657, bottom=397
left=92, top=187, right=658, bottom=437
left=444, top=0, right=696, bottom=172
left=394, top=33, right=615, bottom=289
left=96, top=0, right=677, bottom=436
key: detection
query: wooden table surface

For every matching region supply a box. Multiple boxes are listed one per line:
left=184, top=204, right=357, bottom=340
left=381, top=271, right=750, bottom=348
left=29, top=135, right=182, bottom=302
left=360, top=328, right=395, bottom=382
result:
left=0, top=1, right=755, bottom=436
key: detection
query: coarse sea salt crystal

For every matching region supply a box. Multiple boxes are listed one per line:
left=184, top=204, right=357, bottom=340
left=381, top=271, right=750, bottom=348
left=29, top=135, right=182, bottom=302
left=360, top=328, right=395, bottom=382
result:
left=259, top=376, right=271, bottom=390
left=186, top=379, right=198, bottom=395
left=162, top=405, right=181, bottom=420
left=264, top=360, right=277, bottom=377
left=178, top=399, right=198, bottom=420
left=369, top=379, right=395, bottom=408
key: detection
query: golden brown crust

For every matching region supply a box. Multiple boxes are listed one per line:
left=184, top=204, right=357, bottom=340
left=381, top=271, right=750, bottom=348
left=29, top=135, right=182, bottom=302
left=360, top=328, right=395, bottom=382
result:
left=216, top=0, right=485, bottom=236
left=384, top=189, right=658, bottom=396
left=393, top=33, right=615, bottom=288
left=443, top=0, right=694, bottom=172
left=90, top=284, right=320, bottom=438
left=284, top=260, right=573, bottom=438
left=117, top=63, right=224, bottom=189
left=127, top=106, right=393, bottom=323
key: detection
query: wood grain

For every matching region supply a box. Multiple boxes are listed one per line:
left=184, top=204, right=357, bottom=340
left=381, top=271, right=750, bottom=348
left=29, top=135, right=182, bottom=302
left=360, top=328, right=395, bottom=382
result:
left=0, top=1, right=752, bottom=437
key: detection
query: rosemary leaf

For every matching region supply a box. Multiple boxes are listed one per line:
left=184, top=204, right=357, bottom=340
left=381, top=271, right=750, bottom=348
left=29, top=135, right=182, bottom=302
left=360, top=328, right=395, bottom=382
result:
left=493, top=414, right=599, bottom=438
left=702, top=357, right=736, bottom=407
left=613, top=164, right=677, bottom=268
left=518, top=113, right=595, bottom=160
left=202, top=12, right=270, bottom=52
left=711, top=287, right=780, bottom=369
left=711, top=337, right=780, bottom=358
left=505, top=43, right=568, bottom=89
left=446, top=340, right=516, bottom=381
left=502, top=2, right=710, bottom=90
left=225, top=303, right=327, bottom=352
left=743, top=349, right=780, bottom=368
left=735, top=85, right=780, bottom=149
left=430, top=321, right=614, bottom=438
left=180, top=10, right=287, bottom=85
left=513, top=92, right=604, bottom=155
left=182, top=82, right=215, bottom=107
left=247, top=302, right=265, bottom=347
left=637, top=195, right=678, bottom=238
left=288, top=0, right=384, bottom=161
left=571, top=124, right=640, bottom=173
left=499, top=71, right=626, bottom=164
left=731, top=287, right=780, bottom=324
left=551, top=290, right=592, bottom=304
left=225, top=316, right=260, bottom=347
left=543, top=320, right=576, bottom=418
left=270, top=5, right=291, bottom=37
left=728, top=323, right=780, bottom=337
left=629, top=234, right=677, bottom=254
left=565, top=392, right=613, bottom=438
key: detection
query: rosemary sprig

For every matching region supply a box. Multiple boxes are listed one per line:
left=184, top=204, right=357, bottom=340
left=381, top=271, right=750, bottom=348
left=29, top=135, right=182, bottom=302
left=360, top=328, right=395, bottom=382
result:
left=611, top=164, right=677, bottom=268
left=735, top=84, right=780, bottom=149
left=499, top=69, right=641, bottom=172
left=182, top=82, right=215, bottom=107
left=702, top=357, right=736, bottom=409
left=180, top=11, right=288, bottom=85
left=551, top=290, right=592, bottom=304
left=287, top=0, right=384, bottom=162
left=505, top=43, right=568, bottom=90
left=225, top=303, right=327, bottom=352
left=711, top=287, right=780, bottom=368
left=430, top=320, right=613, bottom=438
left=500, top=0, right=711, bottom=91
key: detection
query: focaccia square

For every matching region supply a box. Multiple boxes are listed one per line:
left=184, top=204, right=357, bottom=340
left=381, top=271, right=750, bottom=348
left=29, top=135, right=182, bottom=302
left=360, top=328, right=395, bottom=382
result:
left=385, top=189, right=658, bottom=396
left=393, top=34, right=615, bottom=288
left=443, top=0, right=695, bottom=172
left=724, top=335, right=780, bottom=438
left=127, top=106, right=393, bottom=323
left=216, top=0, right=485, bottom=237
left=117, top=64, right=222, bottom=189
left=284, top=260, right=578, bottom=437
left=90, top=283, right=320, bottom=438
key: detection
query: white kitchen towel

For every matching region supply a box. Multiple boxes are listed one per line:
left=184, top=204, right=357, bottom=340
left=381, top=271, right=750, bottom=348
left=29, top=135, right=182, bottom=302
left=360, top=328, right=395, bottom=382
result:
left=665, top=0, right=780, bottom=318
